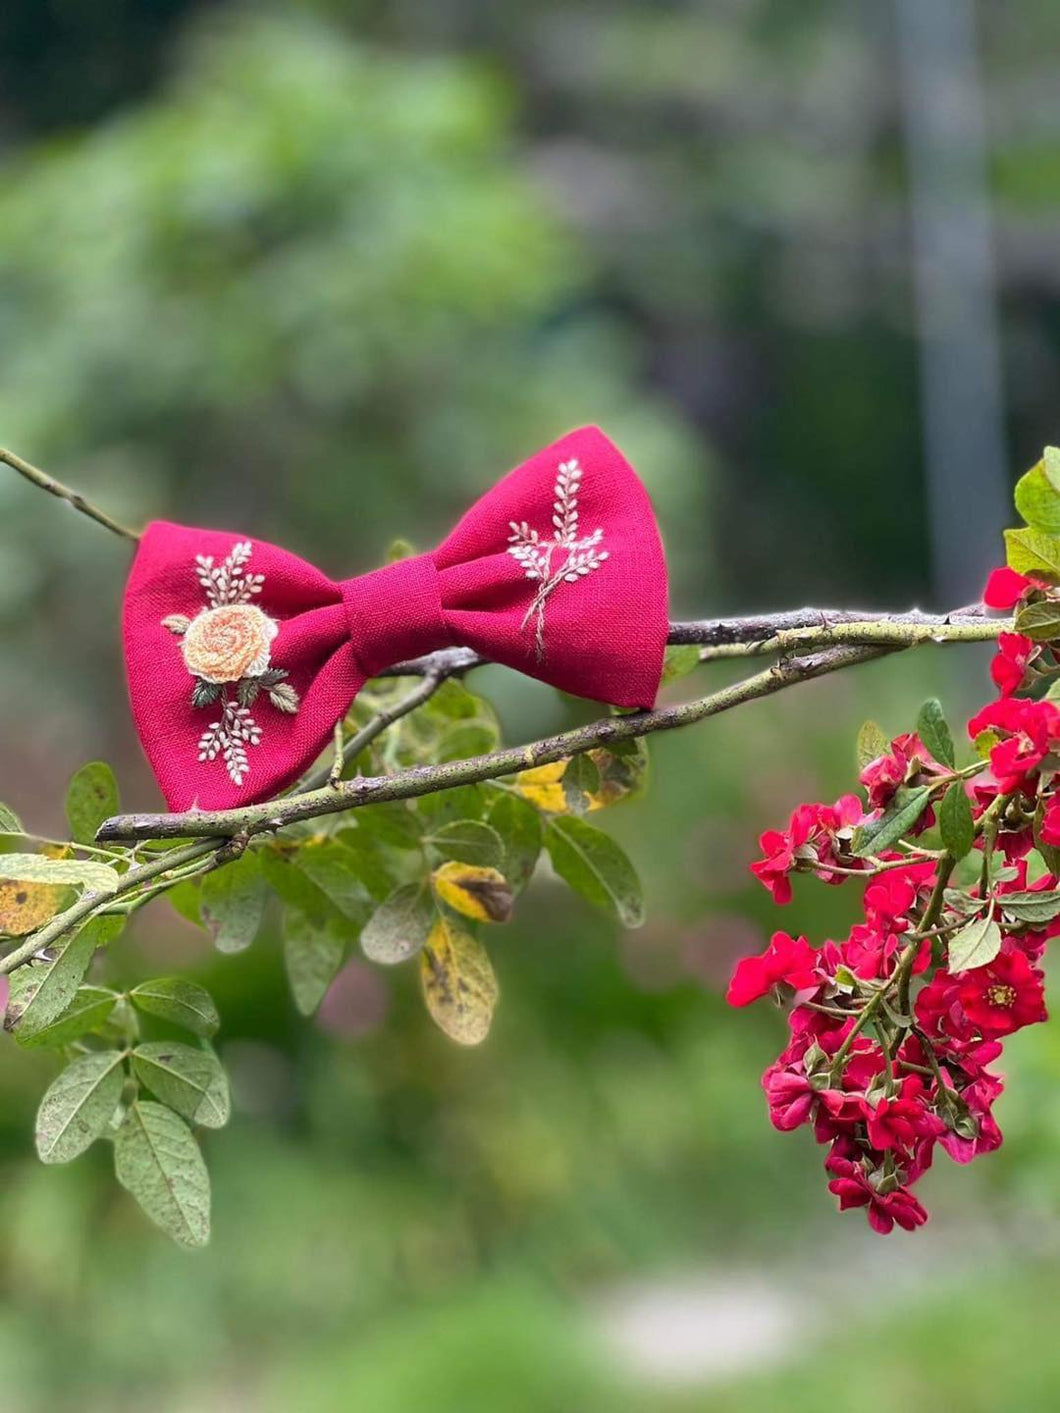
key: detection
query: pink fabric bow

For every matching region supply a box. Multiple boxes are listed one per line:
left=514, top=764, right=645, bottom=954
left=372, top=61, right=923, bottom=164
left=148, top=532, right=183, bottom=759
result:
left=123, top=426, right=669, bottom=810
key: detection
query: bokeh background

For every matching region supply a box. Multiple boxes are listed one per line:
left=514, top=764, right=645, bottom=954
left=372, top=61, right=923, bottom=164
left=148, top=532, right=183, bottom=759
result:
left=1, top=2, right=1060, bottom=1408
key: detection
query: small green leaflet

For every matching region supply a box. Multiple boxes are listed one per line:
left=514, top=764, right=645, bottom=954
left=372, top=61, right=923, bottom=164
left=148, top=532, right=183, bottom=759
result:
left=853, top=785, right=934, bottom=858
left=486, top=793, right=542, bottom=895
left=35, top=1050, right=125, bottom=1164
left=426, top=820, right=505, bottom=870
left=1014, top=600, right=1060, bottom=642
left=5, top=915, right=122, bottom=1039
left=360, top=883, right=433, bottom=965
left=856, top=720, right=889, bottom=771
left=131, top=1042, right=230, bottom=1128
left=200, top=853, right=267, bottom=954
left=293, top=842, right=372, bottom=922
left=938, top=782, right=975, bottom=860
left=0, top=854, right=118, bottom=892
left=113, top=1101, right=210, bottom=1248
left=130, top=978, right=220, bottom=1037
left=1014, top=458, right=1060, bottom=535
left=948, top=915, right=1002, bottom=973
left=997, top=891, right=1060, bottom=926
left=0, top=802, right=24, bottom=834
left=544, top=817, right=645, bottom=927
left=283, top=906, right=346, bottom=1016
left=1004, top=526, right=1060, bottom=581
left=561, top=754, right=601, bottom=815
left=661, top=644, right=701, bottom=684
left=915, top=699, right=955, bottom=769
left=65, top=762, right=121, bottom=846
left=14, top=985, right=119, bottom=1050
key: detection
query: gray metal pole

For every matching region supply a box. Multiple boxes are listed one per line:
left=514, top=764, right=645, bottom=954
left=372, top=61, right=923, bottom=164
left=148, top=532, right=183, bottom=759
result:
left=894, top=0, right=1009, bottom=603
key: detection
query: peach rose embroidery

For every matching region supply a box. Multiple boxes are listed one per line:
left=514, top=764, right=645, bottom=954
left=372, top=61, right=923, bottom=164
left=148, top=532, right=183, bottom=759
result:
left=162, top=540, right=299, bottom=787
left=182, top=604, right=278, bottom=683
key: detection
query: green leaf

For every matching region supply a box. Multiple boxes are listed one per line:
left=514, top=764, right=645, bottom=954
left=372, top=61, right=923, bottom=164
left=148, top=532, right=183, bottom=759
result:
left=1014, top=459, right=1060, bottom=534
left=948, top=915, right=1002, bottom=973
left=168, top=879, right=203, bottom=928
left=0, top=854, right=118, bottom=891
left=939, top=782, right=975, bottom=860
left=1044, top=446, right=1060, bottom=494
left=544, top=817, right=645, bottom=927
left=486, top=793, right=542, bottom=895
left=415, top=786, right=487, bottom=827
left=5, top=916, right=122, bottom=1039
left=997, top=891, right=1060, bottom=925
left=294, top=842, right=372, bottom=923
left=65, top=762, right=121, bottom=846
left=35, top=1050, right=125, bottom=1164
left=347, top=801, right=423, bottom=849
left=130, top=978, right=220, bottom=1037
left=260, top=850, right=344, bottom=923
left=131, top=1042, right=230, bottom=1128
left=15, top=985, right=119, bottom=1050
left=0, top=802, right=24, bottom=834
left=283, top=906, right=346, bottom=1016
left=427, top=820, right=505, bottom=870
left=915, top=698, right=955, bottom=769
left=360, top=883, right=433, bottom=965
left=562, top=754, right=602, bottom=815
left=660, top=645, right=701, bottom=684
left=852, top=785, right=934, bottom=858
left=1005, top=526, right=1060, bottom=581
left=199, top=854, right=267, bottom=954
left=856, top=720, right=890, bottom=770
left=113, top=1101, right=210, bottom=1248
left=1013, top=600, right=1060, bottom=641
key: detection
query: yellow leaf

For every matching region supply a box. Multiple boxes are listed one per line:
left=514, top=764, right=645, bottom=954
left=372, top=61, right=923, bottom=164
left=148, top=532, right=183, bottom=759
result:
left=419, top=917, right=498, bottom=1046
left=431, top=861, right=513, bottom=924
left=513, top=761, right=568, bottom=813
left=0, top=880, right=66, bottom=936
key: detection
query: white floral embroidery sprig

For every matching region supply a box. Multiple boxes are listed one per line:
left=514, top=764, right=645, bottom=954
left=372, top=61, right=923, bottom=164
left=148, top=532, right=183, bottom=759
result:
left=162, top=541, right=299, bottom=787
left=507, top=458, right=609, bottom=659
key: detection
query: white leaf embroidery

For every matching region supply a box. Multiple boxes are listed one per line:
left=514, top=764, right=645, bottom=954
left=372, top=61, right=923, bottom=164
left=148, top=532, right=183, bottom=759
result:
left=506, top=458, right=609, bottom=658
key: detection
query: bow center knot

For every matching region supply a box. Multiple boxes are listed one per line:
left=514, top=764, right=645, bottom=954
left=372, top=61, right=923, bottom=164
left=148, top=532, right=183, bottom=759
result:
left=341, top=553, right=450, bottom=679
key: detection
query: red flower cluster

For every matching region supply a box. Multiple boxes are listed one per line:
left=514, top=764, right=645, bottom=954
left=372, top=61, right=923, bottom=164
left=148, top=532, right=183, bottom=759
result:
left=730, top=563, right=1060, bottom=1235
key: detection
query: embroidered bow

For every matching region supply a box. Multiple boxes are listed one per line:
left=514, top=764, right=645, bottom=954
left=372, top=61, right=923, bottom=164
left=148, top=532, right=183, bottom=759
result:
left=123, top=426, right=669, bottom=811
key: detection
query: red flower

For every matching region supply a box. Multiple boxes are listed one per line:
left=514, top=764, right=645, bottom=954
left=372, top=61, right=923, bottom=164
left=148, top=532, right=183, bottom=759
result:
left=983, top=566, right=1033, bottom=610
left=726, top=931, right=819, bottom=1007
left=1040, top=794, right=1060, bottom=848
left=957, top=947, right=1047, bottom=1038
left=990, top=633, right=1035, bottom=698
left=966, top=698, right=1060, bottom=792
left=862, top=1076, right=944, bottom=1153
left=749, top=796, right=862, bottom=903
left=762, top=1063, right=816, bottom=1131
left=825, top=1152, right=929, bottom=1235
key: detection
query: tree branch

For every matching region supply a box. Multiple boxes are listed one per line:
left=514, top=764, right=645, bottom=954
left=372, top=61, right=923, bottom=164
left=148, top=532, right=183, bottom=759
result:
left=0, top=447, right=140, bottom=543
left=381, top=606, right=1000, bottom=678
left=97, top=641, right=911, bottom=843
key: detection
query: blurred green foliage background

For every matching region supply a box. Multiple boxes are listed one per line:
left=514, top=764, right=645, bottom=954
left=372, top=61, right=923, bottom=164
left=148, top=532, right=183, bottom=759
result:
left=2, top=3, right=1060, bottom=1408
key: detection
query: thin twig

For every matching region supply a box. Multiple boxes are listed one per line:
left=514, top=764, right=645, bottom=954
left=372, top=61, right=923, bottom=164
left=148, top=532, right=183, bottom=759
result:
left=0, top=447, right=140, bottom=543
left=0, top=839, right=219, bottom=976
left=297, top=670, right=447, bottom=794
